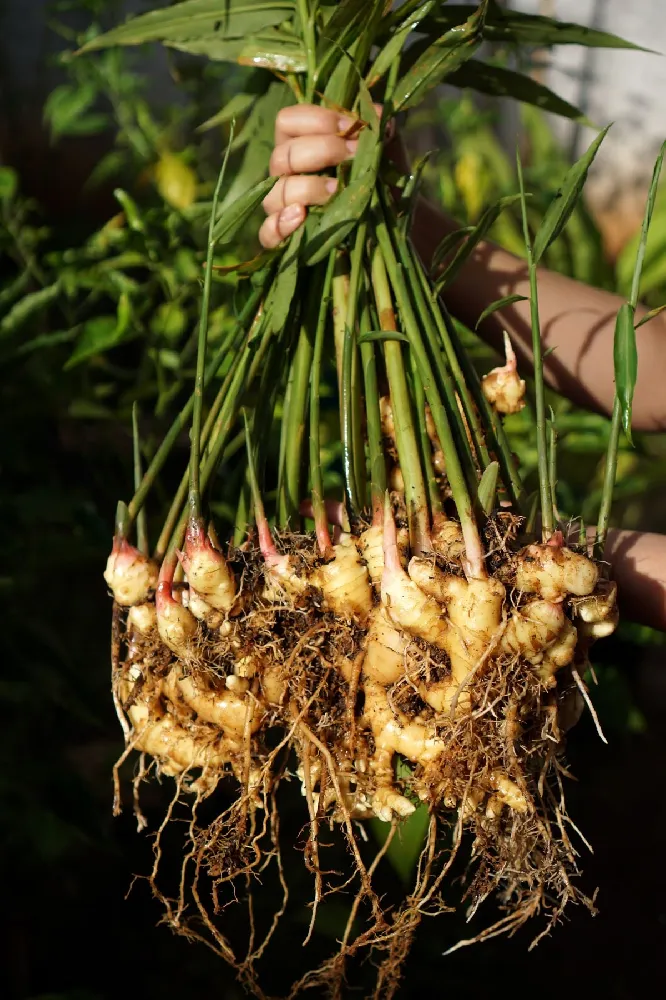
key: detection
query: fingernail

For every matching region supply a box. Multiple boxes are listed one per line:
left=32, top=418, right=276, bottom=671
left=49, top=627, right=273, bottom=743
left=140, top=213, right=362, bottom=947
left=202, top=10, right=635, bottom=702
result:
left=325, top=178, right=338, bottom=194
left=346, top=139, right=359, bottom=155
left=280, top=204, right=302, bottom=225
left=338, top=116, right=354, bottom=134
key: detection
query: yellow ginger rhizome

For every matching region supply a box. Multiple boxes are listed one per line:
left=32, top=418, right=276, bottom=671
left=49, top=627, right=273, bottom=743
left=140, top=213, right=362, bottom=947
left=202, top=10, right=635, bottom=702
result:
left=92, top=1, right=629, bottom=996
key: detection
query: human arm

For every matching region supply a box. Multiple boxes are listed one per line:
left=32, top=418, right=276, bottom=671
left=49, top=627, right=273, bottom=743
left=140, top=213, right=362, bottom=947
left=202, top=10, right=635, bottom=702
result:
left=259, top=104, right=666, bottom=432
left=410, top=198, right=666, bottom=433
left=594, top=530, right=666, bottom=632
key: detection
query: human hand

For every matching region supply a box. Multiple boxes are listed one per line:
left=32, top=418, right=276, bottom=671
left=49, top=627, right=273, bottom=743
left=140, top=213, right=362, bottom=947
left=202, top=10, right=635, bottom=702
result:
left=259, top=103, right=406, bottom=250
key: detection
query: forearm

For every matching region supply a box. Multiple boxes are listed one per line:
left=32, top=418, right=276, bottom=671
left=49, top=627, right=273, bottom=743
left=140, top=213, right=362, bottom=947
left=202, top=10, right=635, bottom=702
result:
left=410, top=196, right=666, bottom=433
left=602, top=530, right=666, bottom=632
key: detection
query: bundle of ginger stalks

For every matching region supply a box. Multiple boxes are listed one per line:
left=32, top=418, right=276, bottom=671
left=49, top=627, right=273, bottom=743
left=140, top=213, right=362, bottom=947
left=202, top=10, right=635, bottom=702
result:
left=90, top=1, right=646, bottom=995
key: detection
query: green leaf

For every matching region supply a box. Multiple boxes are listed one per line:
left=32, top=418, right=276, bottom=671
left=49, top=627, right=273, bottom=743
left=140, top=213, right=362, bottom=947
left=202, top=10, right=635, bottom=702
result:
left=613, top=302, right=637, bottom=445
left=198, top=92, right=256, bottom=132
left=435, top=194, right=523, bottom=291
left=357, top=330, right=409, bottom=344
left=0, top=283, right=61, bottom=338
left=431, top=226, right=474, bottom=271
left=43, top=83, right=98, bottom=139
left=533, top=125, right=611, bottom=264
left=0, top=165, right=18, bottom=200
left=475, top=294, right=529, bottom=329
left=448, top=60, right=587, bottom=124
left=211, top=176, right=276, bottom=244
left=64, top=298, right=132, bottom=370
left=79, top=1, right=296, bottom=51
left=627, top=140, right=666, bottom=308
left=218, top=82, right=290, bottom=210
left=169, top=30, right=306, bottom=71
left=267, top=228, right=303, bottom=333
left=418, top=4, right=649, bottom=51
left=113, top=188, right=146, bottom=232
left=367, top=0, right=436, bottom=88
left=302, top=170, right=376, bottom=266
left=476, top=461, right=499, bottom=516
left=392, top=0, right=488, bottom=112
left=635, top=303, right=666, bottom=329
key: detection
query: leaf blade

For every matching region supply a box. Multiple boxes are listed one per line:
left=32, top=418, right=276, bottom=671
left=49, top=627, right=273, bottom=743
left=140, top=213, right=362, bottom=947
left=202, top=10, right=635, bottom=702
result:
left=533, top=124, right=611, bottom=264
left=613, top=302, right=637, bottom=444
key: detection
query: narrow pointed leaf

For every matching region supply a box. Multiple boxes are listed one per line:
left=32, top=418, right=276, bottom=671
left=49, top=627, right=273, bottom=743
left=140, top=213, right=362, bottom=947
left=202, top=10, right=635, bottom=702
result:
left=635, top=303, right=666, bottom=329
left=392, top=0, right=488, bottom=112
left=431, top=226, right=474, bottom=271
left=533, top=125, right=611, bottom=264
left=448, top=60, right=587, bottom=124
left=302, top=170, right=376, bottom=266
left=79, top=0, right=296, bottom=51
left=613, top=302, right=637, bottom=444
left=476, top=461, right=499, bottom=516
left=211, top=176, right=276, bottom=244
left=435, top=195, right=523, bottom=290
left=475, top=294, right=528, bottom=330
left=367, top=0, right=437, bottom=88
left=417, top=4, right=649, bottom=51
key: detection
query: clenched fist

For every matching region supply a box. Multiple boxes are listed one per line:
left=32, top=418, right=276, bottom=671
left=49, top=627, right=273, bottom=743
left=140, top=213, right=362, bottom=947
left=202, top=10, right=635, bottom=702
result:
left=259, top=103, right=402, bottom=250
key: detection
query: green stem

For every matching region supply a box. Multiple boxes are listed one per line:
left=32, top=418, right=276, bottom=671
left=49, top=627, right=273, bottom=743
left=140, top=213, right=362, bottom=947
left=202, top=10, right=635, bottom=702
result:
left=125, top=277, right=266, bottom=533
left=189, top=131, right=234, bottom=522
left=409, top=350, right=442, bottom=516
left=310, top=252, right=337, bottom=551
left=386, top=205, right=482, bottom=491
left=347, top=223, right=369, bottom=511
left=596, top=398, right=621, bottom=553
left=370, top=243, right=429, bottom=554
left=441, top=304, right=526, bottom=512
left=132, top=403, right=149, bottom=556
left=359, top=279, right=387, bottom=514
left=297, top=0, right=317, bottom=101
left=154, top=302, right=270, bottom=560
left=405, top=228, right=492, bottom=474
left=373, top=208, right=484, bottom=576
left=517, top=152, right=553, bottom=538
left=278, top=282, right=315, bottom=528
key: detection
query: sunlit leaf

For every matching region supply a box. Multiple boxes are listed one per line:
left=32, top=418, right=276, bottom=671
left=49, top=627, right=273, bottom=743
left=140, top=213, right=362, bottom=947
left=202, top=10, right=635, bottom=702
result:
left=533, top=125, right=611, bottom=264
left=613, top=302, right=637, bottom=444
left=635, top=303, right=666, bottom=329
left=170, top=30, right=306, bottom=71
left=448, top=60, right=587, bottom=124
left=392, top=0, right=488, bottom=112
left=79, top=0, right=296, bottom=51
left=417, top=3, right=649, bottom=51
left=267, top=229, right=304, bottom=333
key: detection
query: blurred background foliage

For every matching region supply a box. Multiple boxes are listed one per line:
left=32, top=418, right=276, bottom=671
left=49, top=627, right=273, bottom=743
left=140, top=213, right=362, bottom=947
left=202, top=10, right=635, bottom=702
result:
left=1, top=2, right=665, bottom=998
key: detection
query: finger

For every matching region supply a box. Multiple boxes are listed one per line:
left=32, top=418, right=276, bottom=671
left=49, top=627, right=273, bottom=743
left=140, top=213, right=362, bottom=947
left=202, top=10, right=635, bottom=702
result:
left=276, top=105, right=355, bottom=145
left=258, top=204, right=306, bottom=250
left=262, top=174, right=338, bottom=215
left=269, top=134, right=358, bottom=177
